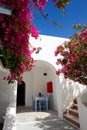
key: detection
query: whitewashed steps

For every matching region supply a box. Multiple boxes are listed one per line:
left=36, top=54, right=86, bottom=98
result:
left=63, top=98, right=80, bottom=128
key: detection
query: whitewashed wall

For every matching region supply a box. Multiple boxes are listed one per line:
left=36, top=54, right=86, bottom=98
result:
left=0, top=66, right=17, bottom=130
left=3, top=81, right=17, bottom=130
left=30, top=35, right=68, bottom=70
left=0, top=70, right=11, bottom=103
left=57, top=75, right=86, bottom=118
left=23, top=71, right=33, bottom=106
left=0, top=68, right=17, bottom=106
left=77, top=89, right=87, bottom=130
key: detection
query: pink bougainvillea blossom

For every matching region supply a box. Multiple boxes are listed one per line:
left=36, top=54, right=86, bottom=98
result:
left=55, top=29, right=87, bottom=85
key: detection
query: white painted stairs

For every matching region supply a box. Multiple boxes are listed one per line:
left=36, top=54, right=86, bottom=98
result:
left=63, top=98, right=80, bottom=128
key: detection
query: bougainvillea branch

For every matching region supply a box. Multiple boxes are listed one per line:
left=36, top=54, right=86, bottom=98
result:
left=0, top=0, right=70, bottom=83
left=55, top=28, right=87, bottom=85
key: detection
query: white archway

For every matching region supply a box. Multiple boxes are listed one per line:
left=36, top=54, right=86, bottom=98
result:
left=23, top=60, right=59, bottom=111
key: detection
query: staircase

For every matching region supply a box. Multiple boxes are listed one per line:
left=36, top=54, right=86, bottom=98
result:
left=63, top=98, right=80, bottom=128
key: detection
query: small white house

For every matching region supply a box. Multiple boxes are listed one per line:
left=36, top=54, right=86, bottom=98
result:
left=22, top=35, right=85, bottom=112
left=0, top=35, right=86, bottom=130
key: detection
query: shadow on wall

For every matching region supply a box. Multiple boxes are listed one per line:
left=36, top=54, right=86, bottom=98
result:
left=58, top=75, right=86, bottom=112
left=3, top=110, right=15, bottom=130
left=2, top=81, right=17, bottom=130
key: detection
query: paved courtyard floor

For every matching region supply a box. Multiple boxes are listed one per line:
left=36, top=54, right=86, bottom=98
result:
left=16, top=106, right=79, bottom=130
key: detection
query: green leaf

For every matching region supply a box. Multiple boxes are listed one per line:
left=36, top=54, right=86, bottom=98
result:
left=64, top=0, right=70, bottom=4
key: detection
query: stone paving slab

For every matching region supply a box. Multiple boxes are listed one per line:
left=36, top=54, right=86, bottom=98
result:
left=17, top=119, right=79, bottom=130
left=16, top=111, right=58, bottom=123
left=16, top=106, right=79, bottom=130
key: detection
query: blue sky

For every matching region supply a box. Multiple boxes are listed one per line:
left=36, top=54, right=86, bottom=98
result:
left=33, top=0, right=87, bottom=38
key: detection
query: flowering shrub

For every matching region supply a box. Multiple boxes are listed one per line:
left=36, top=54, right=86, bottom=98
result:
left=55, top=29, right=87, bottom=85
left=0, top=0, right=69, bottom=83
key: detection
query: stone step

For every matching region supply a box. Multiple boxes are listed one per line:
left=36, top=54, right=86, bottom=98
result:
left=69, top=108, right=79, bottom=117
left=63, top=113, right=80, bottom=128
left=73, top=103, right=78, bottom=110
left=74, top=98, right=77, bottom=104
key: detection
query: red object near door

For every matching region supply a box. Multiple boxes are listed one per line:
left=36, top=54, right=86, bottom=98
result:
left=47, top=82, right=53, bottom=93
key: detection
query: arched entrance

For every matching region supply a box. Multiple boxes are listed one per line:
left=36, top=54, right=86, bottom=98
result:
left=22, top=60, right=58, bottom=111
left=17, top=81, right=26, bottom=106
left=32, top=60, right=58, bottom=111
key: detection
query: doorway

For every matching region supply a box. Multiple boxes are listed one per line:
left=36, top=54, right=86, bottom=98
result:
left=17, top=81, right=26, bottom=106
